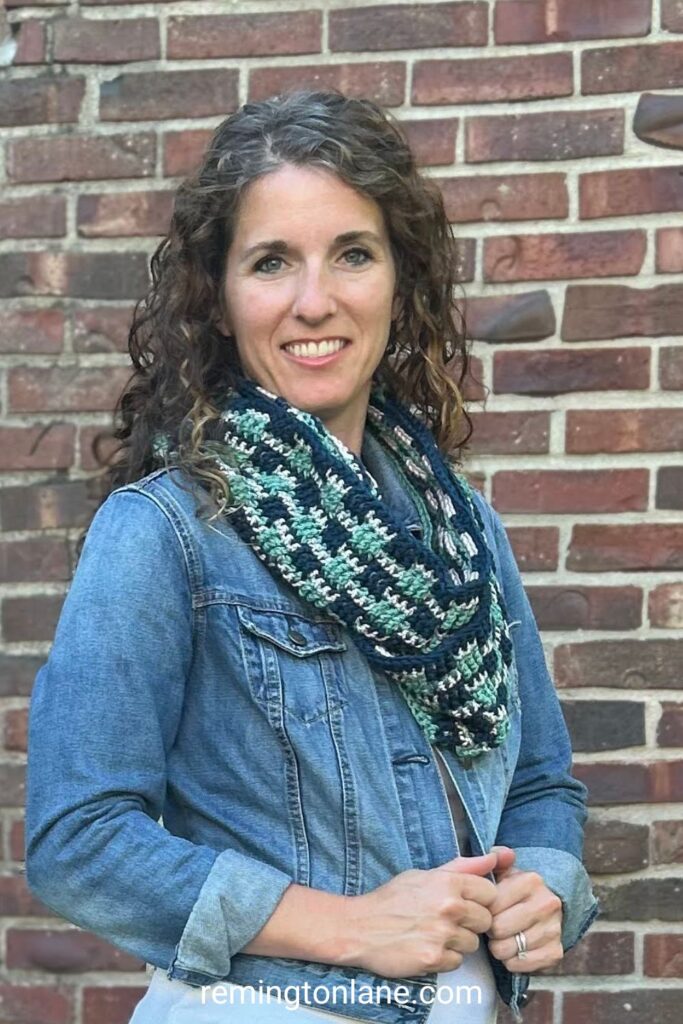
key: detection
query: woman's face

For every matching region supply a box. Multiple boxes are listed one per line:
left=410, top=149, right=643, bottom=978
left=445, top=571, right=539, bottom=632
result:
left=220, top=163, right=399, bottom=450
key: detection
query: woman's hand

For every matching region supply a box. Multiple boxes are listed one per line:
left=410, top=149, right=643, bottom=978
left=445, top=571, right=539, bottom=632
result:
left=338, top=850, right=508, bottom=979
left=485, top=846, right=564, bottom=973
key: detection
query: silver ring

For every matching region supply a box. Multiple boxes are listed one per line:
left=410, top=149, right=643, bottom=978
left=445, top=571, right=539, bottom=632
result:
left=514, top=931, right=528, bottom=960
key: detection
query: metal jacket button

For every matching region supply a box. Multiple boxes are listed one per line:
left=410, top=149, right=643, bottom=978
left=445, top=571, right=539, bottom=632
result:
left=288, top=627, right=307, bottom=647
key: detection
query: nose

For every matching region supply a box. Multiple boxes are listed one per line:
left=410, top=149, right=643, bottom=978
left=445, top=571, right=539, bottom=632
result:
left=290, top=263, right=337, bottom=322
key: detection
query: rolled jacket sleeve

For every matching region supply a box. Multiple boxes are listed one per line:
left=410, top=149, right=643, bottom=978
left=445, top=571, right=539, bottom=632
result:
left=25, top=488, right=293, bottom=982
left=484, top=501, right=600, bottom=953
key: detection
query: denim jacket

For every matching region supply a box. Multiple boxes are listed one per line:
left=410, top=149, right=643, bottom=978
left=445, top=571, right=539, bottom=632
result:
left=25, top=428, right=599, bottom=1023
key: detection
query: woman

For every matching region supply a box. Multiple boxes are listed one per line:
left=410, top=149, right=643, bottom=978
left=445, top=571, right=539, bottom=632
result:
left=25, top=90, right=599, bottom=1023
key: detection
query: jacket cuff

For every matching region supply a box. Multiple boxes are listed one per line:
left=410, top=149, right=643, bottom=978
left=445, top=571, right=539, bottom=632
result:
left=166, top=848, right=294, bottom=984
left=508, top=846, right=600, bottom=953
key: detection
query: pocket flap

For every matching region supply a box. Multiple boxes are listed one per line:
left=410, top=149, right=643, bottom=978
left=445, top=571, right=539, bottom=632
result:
left=236, top=605, right=347, bottom=657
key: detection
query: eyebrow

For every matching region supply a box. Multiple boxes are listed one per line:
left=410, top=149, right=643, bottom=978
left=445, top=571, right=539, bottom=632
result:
left=239, top=230, right=385, bottom=264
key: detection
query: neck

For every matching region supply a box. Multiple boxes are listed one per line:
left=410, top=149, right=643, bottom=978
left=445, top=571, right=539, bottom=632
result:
left=316, top=384, right=372, bottom=458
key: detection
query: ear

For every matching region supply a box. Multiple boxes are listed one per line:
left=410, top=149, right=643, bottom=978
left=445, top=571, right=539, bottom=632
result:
left=391, top=292, right=403, bottom=322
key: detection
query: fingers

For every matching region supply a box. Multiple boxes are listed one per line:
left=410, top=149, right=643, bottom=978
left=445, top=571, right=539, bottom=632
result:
left=453, top=896, right=493, bottom=936
left=444, top=925, right=481, bottom=956
left=489, top=845, right=516, bottom=876
left=488, top=869, right=555, bottom=918
left=442, top=851, right=497, bottom=876
left=487, top=918, right=561, bottom=966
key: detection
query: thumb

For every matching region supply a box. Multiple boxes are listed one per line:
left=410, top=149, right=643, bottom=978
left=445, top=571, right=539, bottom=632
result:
left=442, top=850, right=498, bottom=876
left=490, top=845, right=516, bottom=876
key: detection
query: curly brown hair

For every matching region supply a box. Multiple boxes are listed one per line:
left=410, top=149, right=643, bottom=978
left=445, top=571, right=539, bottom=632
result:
left=84, top=88, right=473, bottom=547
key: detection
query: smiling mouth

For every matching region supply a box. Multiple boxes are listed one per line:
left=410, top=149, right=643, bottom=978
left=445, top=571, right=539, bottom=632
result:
left=281, top=338, right=351, bottom=360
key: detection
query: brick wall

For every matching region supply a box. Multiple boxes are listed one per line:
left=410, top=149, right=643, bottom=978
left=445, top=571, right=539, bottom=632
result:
left=1, top=1, right=682, bottom=1022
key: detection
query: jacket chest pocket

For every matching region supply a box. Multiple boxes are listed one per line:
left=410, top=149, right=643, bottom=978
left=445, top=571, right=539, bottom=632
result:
left=236, top=604, right=349, bottom=725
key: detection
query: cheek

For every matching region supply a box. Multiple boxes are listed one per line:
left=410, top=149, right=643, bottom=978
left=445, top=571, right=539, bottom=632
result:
left=230, top=283, right=288, bottom=336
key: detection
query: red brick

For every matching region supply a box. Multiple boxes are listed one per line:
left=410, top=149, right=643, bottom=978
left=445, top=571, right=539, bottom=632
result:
left=566, top=409, right=683, bottom=454
left=399, top=118, right=458, bottom=167
left=466, top=109, right=623, bottom=162
left=82, top=986, right=147, bottom=1024
left=0, top=874, right=49, bottom=915
left=5, top=708, right=27, bottom=751
left=568, top=525, right=683, bottom=572
left=0, top=765, right=25, bottom=806
left=0, top=195, right=65, bottom=239
left=661, top=347, right=683, bottom=389
left=413, top=52, right=572, bottom=105
left=0, top=480, right=96, bottom=531
left=438, top=173, right=568, bottom=223
left=583, top=42, right=683, bottom=94
left=0, top=424, right=75, bottom=471
left=6, top=929, right=143, bottom=972
left=14, top=19, right=46, bottom=63
left=0, top=252, right=148, bottom=299
left=8, top=133, right=156, bottom=183
left=0, top=310, right=64, bottom=354
left=463, top=290, right=556, bottom=342
left=469, top=411, right=550, bottom=454
left=562, top=283, right=683, bottom=340
left=563, top=699, right=645, bottom=752
left=453, top=353, right=486, bottom=403
left=494, top=347, right=649, bottom=395
left=663, top=1, right=683, bottom=31
left=572, top=763, right=648, bottom=804
left=330, top=3, right=486, bottom=51
left=3, top=594, right=64, bottom=643
left=0, top=984, right=72, bottom=1024
left=653, top=820, right=683, bottom=863
left=574, top=761, right=683, bottom=805
left=645, top=934, right=683, bottom=977
left=555, top=640, right=682, bottom=690
left=658, top=703, right=683, bottom=747
left=0, top=76, right=84, bottom=127
left=583, top=821, right=649, bottom=875
left=52, top=17, right=159, bottom=62
left=650, top=585, right=683, bottom=629
left=499, top=990, right=553, bottom=1024
left=100, top=69, right=239, bottom=121
left=494, top=0, right=651, bottom=43
left=77, top=191, right=174, bottom=238
left=633, top=93, right=683, bottom=149
left=9, top=365, right=132, bottom=413
left=580, top=166, right=683, bottom=219
left=73, top=307, right=132, bottom=353
left=168, top=11, right=320, bottom=59
left=657, top=228, right=683, bottom=272
left=506, top=527, right=559, bottom=572
left=565, top=989, right=683, bottom=1024
left=163, top=129, right=213, bottom=177
left=79, top=425, right=119, bottom=472
left=547, top=930, right=634, bottom=975
left=527, top=585, right=642, bottom=630
left=249, top=63, right=406, bottom=107
left=657, top=467, right=683, bottom=510
left=493, top=469, right=648, bottom=514
left=9, top=819, right=25, bottom=861
left=484, top=230, right=645, bottom=283
left=0, top=538, right=70, bottom=583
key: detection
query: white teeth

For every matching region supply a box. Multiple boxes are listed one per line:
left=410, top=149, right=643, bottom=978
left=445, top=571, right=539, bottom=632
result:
left=283, top=338, right=347, bottom=358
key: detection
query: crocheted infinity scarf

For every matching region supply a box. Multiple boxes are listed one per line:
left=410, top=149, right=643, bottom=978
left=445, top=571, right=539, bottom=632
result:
left=154, top=376, right=513, bottom=763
